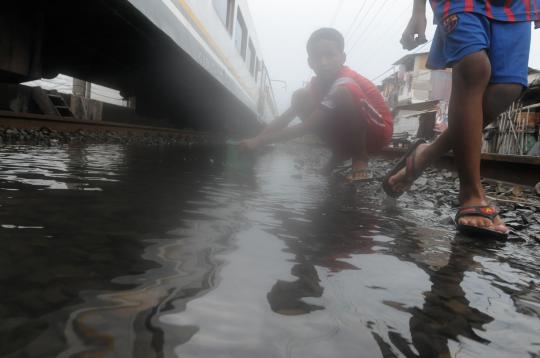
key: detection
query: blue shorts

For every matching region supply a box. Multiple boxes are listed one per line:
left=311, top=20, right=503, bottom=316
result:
left=427, top=12, right=532, bottom=87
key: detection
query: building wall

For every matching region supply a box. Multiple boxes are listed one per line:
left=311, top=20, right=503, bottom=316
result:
left=430, top=70, right=452, bottom=101
left=383, top=55, right=452, bottom=107
left=413, top=54, right=428, bottom=72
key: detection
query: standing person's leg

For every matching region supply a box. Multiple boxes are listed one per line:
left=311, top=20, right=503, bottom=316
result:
left=483, top=85, right=523, bottom=126
left=387, top=51, right=508, bottom=233
left=448, top=52, right=510, bottom=232
left=384, top=13, right=533, bottom=236
left=446, top=18, right=530, bottom=235
left=457, top=19, right=532, bottom=235
left=394, top=51, right=491, bottom=205
left=385, top=13, right=477, bottom=195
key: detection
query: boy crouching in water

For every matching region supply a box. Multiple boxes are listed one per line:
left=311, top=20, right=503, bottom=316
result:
left=241, top=28, right=393, bottom=182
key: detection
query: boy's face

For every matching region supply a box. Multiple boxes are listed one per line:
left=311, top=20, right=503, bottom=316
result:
left=308, top=39, right=346, bottom=82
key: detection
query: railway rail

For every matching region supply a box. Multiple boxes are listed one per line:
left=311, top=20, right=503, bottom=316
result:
left=0, top=111, right=214, bottom=142
left=381, top=147, right=540, bottom=187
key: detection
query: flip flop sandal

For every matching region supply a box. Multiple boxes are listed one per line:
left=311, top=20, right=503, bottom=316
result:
left=455, top=205, right=509, bottom=240
left=346, top=168, right=373, bottom=183
left=382, top=139, right=427, bottom=198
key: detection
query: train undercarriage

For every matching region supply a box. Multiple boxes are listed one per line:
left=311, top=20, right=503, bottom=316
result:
left=0, top=0, right=262, bottom=135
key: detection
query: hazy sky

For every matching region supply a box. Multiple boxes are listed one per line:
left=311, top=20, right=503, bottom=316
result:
left=248, top=0, right=540, bottom=111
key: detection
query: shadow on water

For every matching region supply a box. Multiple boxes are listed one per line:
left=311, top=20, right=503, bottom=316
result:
left=0, top=143, right=539, bottom=357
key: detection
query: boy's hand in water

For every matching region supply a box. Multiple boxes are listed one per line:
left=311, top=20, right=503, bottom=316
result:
left=401, top=13, right=428, bottom=50
left=239, top=137, right=262, bottom=151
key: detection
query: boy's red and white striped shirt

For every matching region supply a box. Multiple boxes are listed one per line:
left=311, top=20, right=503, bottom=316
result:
left=430, top=0, right=540, bottom=22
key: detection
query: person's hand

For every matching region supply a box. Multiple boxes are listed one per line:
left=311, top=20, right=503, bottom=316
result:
left=239, top=137, right=262, bottom=152
left=401, top=14, right=428, bottom=50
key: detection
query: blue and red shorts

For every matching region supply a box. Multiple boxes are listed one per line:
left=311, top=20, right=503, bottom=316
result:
left=427, top=12, right=532, bottom=87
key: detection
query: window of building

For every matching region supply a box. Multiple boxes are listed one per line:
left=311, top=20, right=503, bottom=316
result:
left=234, top=10, right=247, bottom=60
left=247, top=40, right=256, bottom=76
left=213, top=0, right=234, bottom=34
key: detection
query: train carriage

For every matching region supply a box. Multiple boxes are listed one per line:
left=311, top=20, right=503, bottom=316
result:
left=0, top=0, right=277, bottom=133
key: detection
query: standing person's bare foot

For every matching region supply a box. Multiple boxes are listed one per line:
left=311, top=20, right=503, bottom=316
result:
left=387, top=143, right=430, bottom=192
left=382, top=140, right=430, bottom=197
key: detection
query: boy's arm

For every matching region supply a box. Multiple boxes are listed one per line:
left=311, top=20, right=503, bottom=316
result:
left=257, top=87, right=314, bottom=136
left=239, top=106, right=297, bottom=151
left=240, top=88, right=315, bottom=150
left=259, top=106, right=297, bottom=136
left=401, top=0, right=428, bottom=50
left=254, top=109, right=323, bottom=146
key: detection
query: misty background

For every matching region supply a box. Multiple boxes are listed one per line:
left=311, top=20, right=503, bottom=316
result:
left=248, top=0, right=540, bottom=112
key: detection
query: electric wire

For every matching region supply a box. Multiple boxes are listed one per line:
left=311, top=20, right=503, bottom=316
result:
left=345, top=0, right=386, bottom=45
left=343, top=0, right=369, bottom=41
left=347, top=0, right=394, bottom=54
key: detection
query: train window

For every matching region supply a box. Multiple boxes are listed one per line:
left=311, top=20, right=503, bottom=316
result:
left=213, top=0, right=234, bottom=34
left=255, top=59, right=260, bottom=82
left=247, top=40, right=256, bottom=76
left=235, top=10, right=247, bottom=60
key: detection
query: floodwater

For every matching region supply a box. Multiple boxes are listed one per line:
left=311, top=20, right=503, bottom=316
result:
left=0, top=143, right=539, bottom=358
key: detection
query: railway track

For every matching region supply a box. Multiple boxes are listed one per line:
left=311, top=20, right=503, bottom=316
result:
left=381, top=147, right=540, bottom=187
left=0, top=110, right=215, bottom=142
left=0, top=110, right=538, bottom=187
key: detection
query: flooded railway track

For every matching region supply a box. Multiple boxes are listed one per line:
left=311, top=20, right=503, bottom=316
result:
left=0, top=110, right=537, bottom=187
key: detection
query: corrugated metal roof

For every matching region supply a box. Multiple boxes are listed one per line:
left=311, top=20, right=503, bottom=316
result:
left=392, top=52, right=429, bottom=66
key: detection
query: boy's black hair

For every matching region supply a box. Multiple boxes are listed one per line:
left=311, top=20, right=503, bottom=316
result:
left=307, top=28, right=345, bottom=54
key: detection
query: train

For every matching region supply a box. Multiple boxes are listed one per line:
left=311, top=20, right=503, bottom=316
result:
left=0, top=0, right=277, bottom=134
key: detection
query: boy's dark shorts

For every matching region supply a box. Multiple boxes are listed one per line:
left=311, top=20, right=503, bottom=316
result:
left=428, top=12, right=531, bottom=87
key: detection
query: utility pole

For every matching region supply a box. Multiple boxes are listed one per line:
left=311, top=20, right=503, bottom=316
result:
left=72, top=78, right=91, bottom=119
left=127, top=96, right=136, bottom=110
left=72, top=78, right=91, bottom=99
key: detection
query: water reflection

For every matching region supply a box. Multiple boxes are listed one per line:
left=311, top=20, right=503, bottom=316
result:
left=404, top=238, right=495, bottom=357
left=266, top=191, right=381, bottom=317
left=0, top=144, right=539, bottom=357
